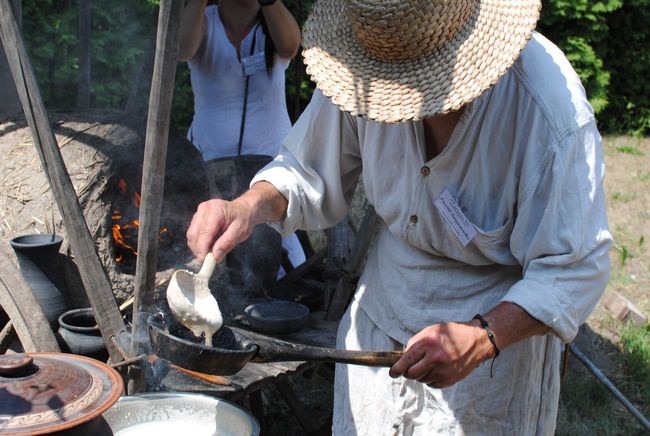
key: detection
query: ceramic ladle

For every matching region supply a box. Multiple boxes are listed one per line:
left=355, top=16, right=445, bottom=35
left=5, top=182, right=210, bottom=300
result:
left=166, top=253, right=223, bottom=347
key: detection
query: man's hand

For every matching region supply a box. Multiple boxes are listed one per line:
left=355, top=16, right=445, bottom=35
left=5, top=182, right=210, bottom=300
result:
left=186, top=181, right=289, bottom=262
left=186, top=198, right=255, bottom=262
left=388, top=321, right=494, bottom=388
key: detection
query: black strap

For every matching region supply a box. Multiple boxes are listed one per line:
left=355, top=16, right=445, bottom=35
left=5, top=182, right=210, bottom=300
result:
left=237, top=23, right=260, bottom=156
left=473, top=313, right=500, bottom=377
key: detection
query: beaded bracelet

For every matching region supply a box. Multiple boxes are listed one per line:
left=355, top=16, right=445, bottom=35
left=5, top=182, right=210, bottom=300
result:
left=473, top=313, right=500, bottom=377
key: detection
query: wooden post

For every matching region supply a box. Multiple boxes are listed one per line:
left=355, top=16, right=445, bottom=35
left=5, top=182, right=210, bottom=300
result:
left=0, top=0, right=20, bottom=117
left=0, top=0, right=125, bottom=362
left=77, top=0, right=91, bottom=109
left=129, top=0, right=184, bottom=354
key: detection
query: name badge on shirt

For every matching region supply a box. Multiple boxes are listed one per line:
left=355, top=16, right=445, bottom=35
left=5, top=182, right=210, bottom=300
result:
left=242, top=51, right=266, bottom=76
left=434, top=188, right=477, bottom=247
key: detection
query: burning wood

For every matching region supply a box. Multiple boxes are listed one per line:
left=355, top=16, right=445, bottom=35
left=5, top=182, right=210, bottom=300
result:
left=111, top=178, right=174, bottom=268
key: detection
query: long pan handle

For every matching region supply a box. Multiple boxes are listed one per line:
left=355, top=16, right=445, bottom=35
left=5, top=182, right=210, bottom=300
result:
left=250, top=340, right=403, bottom=367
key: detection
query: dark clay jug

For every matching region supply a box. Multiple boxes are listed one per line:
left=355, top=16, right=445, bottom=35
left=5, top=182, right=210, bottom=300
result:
left=9, top=234, right=68, bottom=326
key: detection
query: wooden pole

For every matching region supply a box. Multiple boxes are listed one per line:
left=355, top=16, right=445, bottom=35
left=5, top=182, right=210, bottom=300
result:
left=129, top=0, right=184, bottom=356
left=0, top=0, right=125, bottom=362
left=77, top=0, right=91, bottom=109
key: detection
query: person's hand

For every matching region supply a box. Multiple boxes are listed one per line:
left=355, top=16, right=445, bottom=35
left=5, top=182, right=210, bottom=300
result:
left=388, top=321, right=494, bottom=388
left=186, top=198, right=255, bottom=262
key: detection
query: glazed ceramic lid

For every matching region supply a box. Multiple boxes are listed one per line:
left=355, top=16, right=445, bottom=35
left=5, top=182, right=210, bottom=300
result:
left=0, top=353, right=123, bottom=434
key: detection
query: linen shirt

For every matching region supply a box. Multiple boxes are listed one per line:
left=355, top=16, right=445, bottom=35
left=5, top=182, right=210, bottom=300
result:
left=252, top=32, right=612, bottom=345
left=187, top=5, right=292, bottom=161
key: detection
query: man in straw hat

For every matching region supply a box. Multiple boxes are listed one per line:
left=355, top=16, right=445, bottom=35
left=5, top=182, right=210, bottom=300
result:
left=187, top=0, right=612, bottom=433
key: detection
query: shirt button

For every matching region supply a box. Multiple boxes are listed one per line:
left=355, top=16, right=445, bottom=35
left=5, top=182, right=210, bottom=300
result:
left=420, top=166, right=430, bottom=176
left=409, top=215, right=418, bottom=224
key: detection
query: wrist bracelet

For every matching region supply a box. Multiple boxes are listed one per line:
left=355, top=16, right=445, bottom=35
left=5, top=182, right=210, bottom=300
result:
left=473, top=313, right=500, bottom=377
left=258, top=0, right=277, bottom=6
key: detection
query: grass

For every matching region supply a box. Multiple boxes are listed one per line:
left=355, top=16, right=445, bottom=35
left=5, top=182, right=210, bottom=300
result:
left=616, top=146, right=644, bottom=156
left=619, top=322, right=650, bottom=403
left=611, top=191, right=635, bottom=202
left=613, top=243, right=633, bottom=266
left=633, top=172, right=650, bottom=182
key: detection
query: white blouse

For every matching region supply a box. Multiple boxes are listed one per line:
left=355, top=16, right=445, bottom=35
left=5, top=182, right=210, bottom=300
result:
left=252, top=32, right=612, bottom=345
left=187, top=5, right=292, bottom=161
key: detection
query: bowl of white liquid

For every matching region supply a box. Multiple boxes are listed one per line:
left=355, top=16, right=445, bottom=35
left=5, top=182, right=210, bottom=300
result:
left=102, top=392, right=259, bottom=436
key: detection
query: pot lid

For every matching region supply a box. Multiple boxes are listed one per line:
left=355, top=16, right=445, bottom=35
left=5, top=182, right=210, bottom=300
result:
left=0, top=353, right=123, bottom=435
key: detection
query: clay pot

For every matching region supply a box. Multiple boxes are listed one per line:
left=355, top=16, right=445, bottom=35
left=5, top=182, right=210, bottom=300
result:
left=9, top=233, right=68, bottom=326
left=57, top=308, right=108, bottom=361
left=0, top=353, right=123, bottom=435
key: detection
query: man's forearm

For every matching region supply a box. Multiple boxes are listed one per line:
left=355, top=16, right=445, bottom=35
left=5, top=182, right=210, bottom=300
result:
left=479, top=302, right=551, bottom=358
left=238, top=181, right=288, bottom=226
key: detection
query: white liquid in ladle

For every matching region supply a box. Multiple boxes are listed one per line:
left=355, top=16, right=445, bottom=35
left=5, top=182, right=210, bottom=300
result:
left=166, top=253, right=223, bottom=346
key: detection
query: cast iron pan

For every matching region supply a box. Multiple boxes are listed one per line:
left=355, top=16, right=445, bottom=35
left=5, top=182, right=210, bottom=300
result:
left=147, top=311, right=403, bottom=376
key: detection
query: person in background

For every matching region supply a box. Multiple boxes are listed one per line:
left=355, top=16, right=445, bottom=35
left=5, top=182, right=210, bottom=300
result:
left=186, top=0, right=612, bottom=434
left=178, top=0, right=305, bottom=285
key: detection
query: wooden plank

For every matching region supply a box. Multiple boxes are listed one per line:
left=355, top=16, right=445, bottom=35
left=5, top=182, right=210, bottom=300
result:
left=130, top=0, right=184, bottom=354
left=0, top=246, right=59, bottom=352
left=0, top=321, right=17, bottom=354
left=0, top=1, right=125, bottom=361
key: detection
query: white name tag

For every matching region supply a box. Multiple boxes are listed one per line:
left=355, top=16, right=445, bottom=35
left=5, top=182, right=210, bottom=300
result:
left=242, top=51, right=266, bottom=76
left=434, top=188, right=477, bottom=246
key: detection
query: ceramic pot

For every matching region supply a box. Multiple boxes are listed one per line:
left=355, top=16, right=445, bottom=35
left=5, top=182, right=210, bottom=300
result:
left=10, top=233, right=67, bottom=326
left=0, top=353, right=123, bottom=435
left=57, top=308, right=108, bottom=361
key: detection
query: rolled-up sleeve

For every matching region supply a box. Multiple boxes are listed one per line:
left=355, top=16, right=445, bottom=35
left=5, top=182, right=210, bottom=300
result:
left=502, top=121, right=612, bottom=342
left=250, top=90, right=363, bottom=235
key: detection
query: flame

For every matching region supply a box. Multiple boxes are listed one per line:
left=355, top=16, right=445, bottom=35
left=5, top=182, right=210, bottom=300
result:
left=112, top=179, right=172, bottom=266
left=117, top=178, right=127, bottom=195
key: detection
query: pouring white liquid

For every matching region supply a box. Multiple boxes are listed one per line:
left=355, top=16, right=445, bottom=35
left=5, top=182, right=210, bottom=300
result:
left=166, top=253, right=223, bottom=346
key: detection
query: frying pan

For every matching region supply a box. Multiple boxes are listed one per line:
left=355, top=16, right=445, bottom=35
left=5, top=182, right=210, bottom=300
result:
left=147, top=311, right=403, bottom=376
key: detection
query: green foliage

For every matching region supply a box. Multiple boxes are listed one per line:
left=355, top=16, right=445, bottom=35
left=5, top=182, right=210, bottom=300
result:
left=600, top=0, right=650, bottom=135
left=613, top=242, right=633, bottom=264
left=22, top=0, right=157, bottom=111
left=537, top=0, right=621, bottom=118
left=616, top=145, right=644, bottom=155
left=16, top=0, right=650, bottom=135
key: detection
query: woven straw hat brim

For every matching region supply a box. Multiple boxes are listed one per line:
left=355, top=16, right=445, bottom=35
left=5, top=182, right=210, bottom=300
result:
left=302, top=0, right=541, bottom=123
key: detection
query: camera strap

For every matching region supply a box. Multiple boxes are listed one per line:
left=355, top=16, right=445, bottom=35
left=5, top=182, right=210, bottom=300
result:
left=237, top=23, right=261, bottom=156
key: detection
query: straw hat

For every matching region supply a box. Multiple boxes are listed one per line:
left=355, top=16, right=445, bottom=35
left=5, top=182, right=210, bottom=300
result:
left=302, top=0, right=541, bottom=123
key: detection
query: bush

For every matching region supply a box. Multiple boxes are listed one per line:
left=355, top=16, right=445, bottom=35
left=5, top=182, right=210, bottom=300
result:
left=537, top=1, right=622, bottom=118
left=15, top=0, right=650, bottom=135
left=22, top=0, right=157, bottom=111
left=600, top=0, right=650, bottom=135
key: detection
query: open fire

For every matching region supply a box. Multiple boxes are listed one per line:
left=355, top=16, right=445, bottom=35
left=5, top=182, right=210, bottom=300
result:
left=112, top=178, right=173, bottom=267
